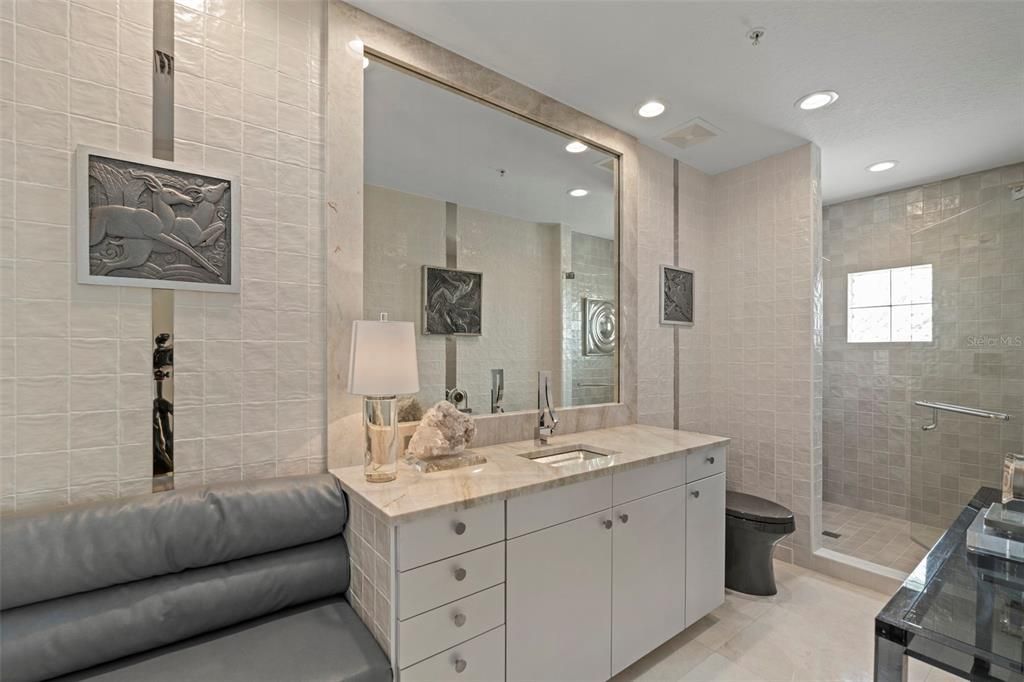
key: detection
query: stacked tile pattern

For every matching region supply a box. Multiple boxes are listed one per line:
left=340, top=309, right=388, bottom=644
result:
left=344, top=494, right=394, bottom=655
left=706, top=144, right=822, bottom=563
left=823, top=163, right=1024, bottom=528
left=1, top=0, right=157, bottom=510
left=0, top=0, right=327, bottom=509
left=565, top=231, right=616, bottom=407
left=168, top=0, right=327, bottom=489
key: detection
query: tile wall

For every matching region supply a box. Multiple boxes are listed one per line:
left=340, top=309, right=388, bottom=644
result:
left=1, top=0, right=327, bottom=509
left=565, top=231, right=616, bottom=407
left=823, top=162, right=1024, bottom=528
left=2, top=0, right=156, bottom=510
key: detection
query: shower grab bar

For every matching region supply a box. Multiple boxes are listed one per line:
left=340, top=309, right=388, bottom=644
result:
left=915, top=400, right=1011, bottom=431
left=576, top=382, right=614, bottom=387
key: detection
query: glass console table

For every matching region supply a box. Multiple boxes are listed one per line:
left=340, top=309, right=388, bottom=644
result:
left=875, top=487, right=1024, bottom=681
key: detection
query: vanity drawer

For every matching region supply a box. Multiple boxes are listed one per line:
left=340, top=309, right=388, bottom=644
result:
left=398, top=542, right=505, bottom=619
left=400, top=626, right=505, bottom=682
left=397, top=500, right=504, bottom=571
left=398, top=584, right=505, bottom=669
left=686, top=445, right=725, bottom=482
left=613, top=457, right=685, bottom=505
left=507, top=475, right=612, bottom=538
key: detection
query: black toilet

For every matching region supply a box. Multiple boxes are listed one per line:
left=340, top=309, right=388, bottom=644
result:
left=724, top=491, right=796, bottom=596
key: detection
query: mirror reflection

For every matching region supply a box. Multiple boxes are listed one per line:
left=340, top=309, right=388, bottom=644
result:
left=364, top=59, right=618, bottom=414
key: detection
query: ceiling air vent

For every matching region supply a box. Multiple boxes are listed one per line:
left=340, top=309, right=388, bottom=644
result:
left=662, top=118, right=722, bottom=150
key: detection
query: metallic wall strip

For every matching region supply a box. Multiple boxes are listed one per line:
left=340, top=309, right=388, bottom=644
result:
left=673, top=160, right=680, bottom=430
left=152, top=0, right=175, bottom=490
left=445, top=202, right=458, bottom=394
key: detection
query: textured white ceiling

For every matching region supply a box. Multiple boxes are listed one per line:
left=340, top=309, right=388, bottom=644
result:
left=365, top=61, right=616, bottom=237
left=352, top=0, right=1024, bottom=204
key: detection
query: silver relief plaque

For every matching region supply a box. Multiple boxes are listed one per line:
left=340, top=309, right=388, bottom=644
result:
left=584, top=298, right=616, bottom=355
left=76, top=146, right=241, bottom=292
left=660, top=265, right=694, bottom=326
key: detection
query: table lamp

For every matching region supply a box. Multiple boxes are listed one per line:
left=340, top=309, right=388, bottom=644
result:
left=348, top=313, right=420, bottom=482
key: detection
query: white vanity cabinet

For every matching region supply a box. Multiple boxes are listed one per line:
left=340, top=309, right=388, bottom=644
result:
left=611, top=486, right=686, bottom=675
left=374, top=440, right=727, bottom=682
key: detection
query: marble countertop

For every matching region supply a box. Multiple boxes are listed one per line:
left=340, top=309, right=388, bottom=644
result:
left=330, top=424, right=729, bottom=524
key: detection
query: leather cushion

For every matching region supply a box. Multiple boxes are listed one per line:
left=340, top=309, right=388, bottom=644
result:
left=1, top=474, right=346, bottom=610
left=52, top=597, right=392, bottom=682
left=2, top=537, right=350, bottom=682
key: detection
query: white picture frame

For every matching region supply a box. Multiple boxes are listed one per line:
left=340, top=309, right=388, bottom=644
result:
left=76, top=146, right=241, bottom=293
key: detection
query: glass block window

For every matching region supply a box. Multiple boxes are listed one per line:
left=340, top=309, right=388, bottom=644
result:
left=847, top=265, right=932, bottom=343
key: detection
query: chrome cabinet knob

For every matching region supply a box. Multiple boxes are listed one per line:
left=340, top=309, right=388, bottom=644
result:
left=706, top=455, right=715, bottom=464
left=691, top=490, right=700, bottom=498
left=619, top=513, right=629, bottom=524
left=453, top=612, right=467, bottom=627
left=453, top=567, right=467, bottom=582
left=602, top=519, right=613, bottom=529
left=454, top=521, right=467, bottom=535
left=454, top=659, right=467, bottom=674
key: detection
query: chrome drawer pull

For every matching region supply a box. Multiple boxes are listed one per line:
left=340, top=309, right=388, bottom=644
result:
left=706, top=455, right=715, bottom=464
left=454, top=659, right=467, bottom=674
left=453, top=612, right=467, bottom=627
left=453, top=521, right=467, bottom=535
left=602, top=519, right=613, bottom=529
left=453, top=567, right=467, bottom=582
left=691, top=490, right=700, bottom=498
left=618, top=513, right=629, bottom=524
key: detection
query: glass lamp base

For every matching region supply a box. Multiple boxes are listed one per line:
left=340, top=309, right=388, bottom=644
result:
left=363, top=396, right=399, bottom=483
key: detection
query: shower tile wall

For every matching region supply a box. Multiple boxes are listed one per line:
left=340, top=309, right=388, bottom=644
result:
left=565, top=231, right=616, bottom=407
left=823, top=162, right=1024, bottom=527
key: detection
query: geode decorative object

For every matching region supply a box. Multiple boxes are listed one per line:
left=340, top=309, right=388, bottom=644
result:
left=407, top=400, right=485, bottom=472
left=76, top=146, right=240, bottom=292
left=660, top=265, right=694, bottom=326
left=422, top=266, right=482, bottom=335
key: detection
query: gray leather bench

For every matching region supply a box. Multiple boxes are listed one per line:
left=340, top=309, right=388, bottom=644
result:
left=0, top=474, right=392, bottom=682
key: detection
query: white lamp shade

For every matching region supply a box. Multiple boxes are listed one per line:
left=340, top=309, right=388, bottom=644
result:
left=347, top=319, right=420, bottom=396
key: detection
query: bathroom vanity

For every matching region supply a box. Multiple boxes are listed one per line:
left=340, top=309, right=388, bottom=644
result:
left=331, top=424, right=728, bottom=681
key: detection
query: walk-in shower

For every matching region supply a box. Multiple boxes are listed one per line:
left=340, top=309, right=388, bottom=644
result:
left=821, top=164, right=1024, bottom=575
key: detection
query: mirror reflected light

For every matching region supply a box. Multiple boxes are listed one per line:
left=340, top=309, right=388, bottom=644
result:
left=568, top=188, right=589, bottom=197
left=867, top=160, right=898, bottom=173
left=565, top=141, right=588, bottom=154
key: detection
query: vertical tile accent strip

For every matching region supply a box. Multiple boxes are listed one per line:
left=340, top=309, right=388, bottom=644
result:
left=673, top=160, right=680, bottom=430
left=152, top=0, right=175, bottom=490
left=445, top=202, right=458, bottom=394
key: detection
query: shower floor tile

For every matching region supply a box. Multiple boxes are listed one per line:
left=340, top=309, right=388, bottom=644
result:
left=821, top=502, right=942, bottom=575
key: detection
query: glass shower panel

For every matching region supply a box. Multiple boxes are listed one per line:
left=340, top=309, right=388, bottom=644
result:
left=909, top=166, right=1024, bottom=548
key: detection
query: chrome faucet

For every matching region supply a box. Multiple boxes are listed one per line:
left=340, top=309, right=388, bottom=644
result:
left=535, top=370, right=559, bottom=445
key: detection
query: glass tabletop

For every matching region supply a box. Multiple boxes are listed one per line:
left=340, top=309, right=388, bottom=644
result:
left=890, top=488, right=1024, bottom=674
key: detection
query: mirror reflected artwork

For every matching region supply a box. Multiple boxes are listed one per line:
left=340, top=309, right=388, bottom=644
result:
left=364, top=58, right=619, bottom=413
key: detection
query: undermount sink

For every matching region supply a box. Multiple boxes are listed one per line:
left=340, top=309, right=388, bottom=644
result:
left=519, top=444, right=615, bottom=467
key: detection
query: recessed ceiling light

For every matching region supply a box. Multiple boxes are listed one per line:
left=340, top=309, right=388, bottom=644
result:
left=795, top=90, right=839, bottom=110
left=637, top=100, right=666, bottom=118
left=348, top=39, right=364, bottom=54
left=565, top=140, right=588, bottom=154
left=867, top=160, right=898, bottom=173
left=362, top=57, right=369, bottom=69
left=568, top=188, right=589, bottom=197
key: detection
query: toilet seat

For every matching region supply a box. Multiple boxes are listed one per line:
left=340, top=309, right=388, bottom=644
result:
left=725, top=491, right=795, bottom=533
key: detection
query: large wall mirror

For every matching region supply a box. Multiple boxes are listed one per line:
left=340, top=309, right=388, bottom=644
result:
left=364, top=57, right=620, bottom=415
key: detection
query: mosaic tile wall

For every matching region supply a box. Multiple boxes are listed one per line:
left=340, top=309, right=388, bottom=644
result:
left=344, top=494, right=394, bottom=655
left=823, top=163, right=1024, bottom=528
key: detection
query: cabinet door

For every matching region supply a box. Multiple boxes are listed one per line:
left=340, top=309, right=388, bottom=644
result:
left=611, top=486, right=686, bottom=675
left=507, top=510, right=613, bottom=682
left=684, top=473, right=726, bottom=627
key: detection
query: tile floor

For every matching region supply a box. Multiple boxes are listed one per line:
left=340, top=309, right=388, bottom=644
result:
left=613, top=561, right=958, bottom=682
left=820, top=502, right=941, bottom=574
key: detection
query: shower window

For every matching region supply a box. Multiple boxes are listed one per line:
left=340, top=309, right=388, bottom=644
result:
left=847, top=265, right=932, bottom=343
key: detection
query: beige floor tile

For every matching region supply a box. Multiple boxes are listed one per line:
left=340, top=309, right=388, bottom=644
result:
left=612, top=631, right=715, bottom=682
left=679, top=653, right=761, bottom=682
